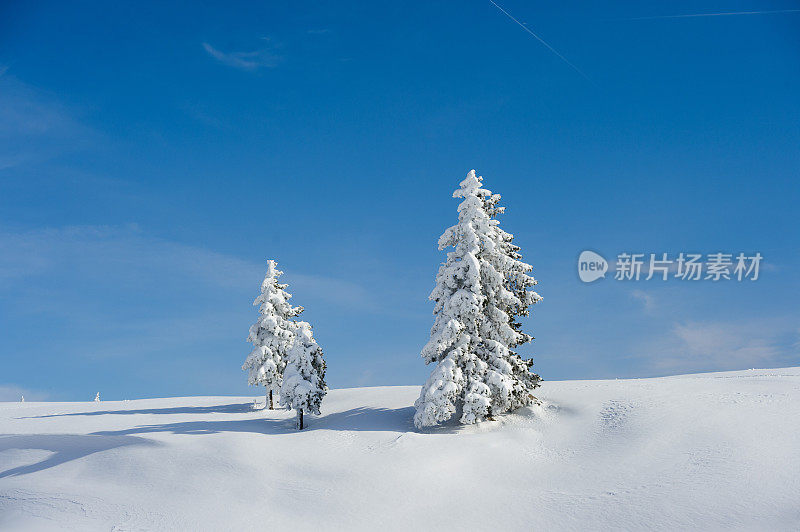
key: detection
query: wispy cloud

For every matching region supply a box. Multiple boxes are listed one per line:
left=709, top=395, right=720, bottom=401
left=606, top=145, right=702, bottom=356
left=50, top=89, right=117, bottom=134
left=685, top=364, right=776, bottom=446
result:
left=630, top=289, right=655, bottom=313
left=640, top=319, right=800, bottom=374
left=202, top=40, right=281, bottom=71
left=0, top=224, right=378, bottom=378
left=178, top=101, right=227, bottom=129
left=0, top=224, right=375, bottom=311
left=0, top=77, right=85, bottom=138
left=0, top=73, right=96, bottom=170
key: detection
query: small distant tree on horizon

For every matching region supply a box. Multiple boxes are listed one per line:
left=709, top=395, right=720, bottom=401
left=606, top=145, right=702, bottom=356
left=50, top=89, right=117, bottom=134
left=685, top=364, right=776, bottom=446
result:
left=280, top=320, right=327, bottom=430
left=243, top=260, right=303, bottom=410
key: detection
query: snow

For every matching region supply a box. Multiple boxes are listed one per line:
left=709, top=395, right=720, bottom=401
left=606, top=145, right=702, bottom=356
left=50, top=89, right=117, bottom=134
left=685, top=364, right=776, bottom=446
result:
left=2, top=368, right=799, bottom=530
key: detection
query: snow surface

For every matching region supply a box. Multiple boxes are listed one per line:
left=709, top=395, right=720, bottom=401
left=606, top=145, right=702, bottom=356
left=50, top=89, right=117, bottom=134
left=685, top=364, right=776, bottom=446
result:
left=1, top=368, right=799, bottom=530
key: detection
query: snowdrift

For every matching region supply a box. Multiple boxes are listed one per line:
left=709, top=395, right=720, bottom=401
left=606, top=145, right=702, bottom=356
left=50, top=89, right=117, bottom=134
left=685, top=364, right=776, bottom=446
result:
left=1, top=368, right=799, bottom=530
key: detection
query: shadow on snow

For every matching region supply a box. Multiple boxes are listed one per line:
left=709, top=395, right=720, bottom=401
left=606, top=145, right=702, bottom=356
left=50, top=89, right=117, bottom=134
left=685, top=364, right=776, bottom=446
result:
left=90, top=406, right=418, bottom=436
left=0, top=434, right=159, bottom=478
left=0, top=406, right=418, bottom=478
left=0, top=404, right=505, bottom=477
left=17, top=403, right=256, bottom=419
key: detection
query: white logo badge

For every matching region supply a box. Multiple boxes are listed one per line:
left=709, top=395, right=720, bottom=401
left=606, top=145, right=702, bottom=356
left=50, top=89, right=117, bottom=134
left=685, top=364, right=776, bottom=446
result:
left=578, top=251, right=608, bottom=283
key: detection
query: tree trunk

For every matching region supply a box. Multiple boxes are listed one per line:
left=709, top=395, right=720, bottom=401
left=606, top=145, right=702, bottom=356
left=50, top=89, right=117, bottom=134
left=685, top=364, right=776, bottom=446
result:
left=268, top=389, right=274, bottom=410
left=298, top=408, right=304, bottom=430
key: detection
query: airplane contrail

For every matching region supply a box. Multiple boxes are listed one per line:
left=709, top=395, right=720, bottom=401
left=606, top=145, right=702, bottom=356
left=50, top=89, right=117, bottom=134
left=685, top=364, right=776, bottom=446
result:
left=487, top=0, right=594, bottom=84
left=622, top=9, right=800, bottom=21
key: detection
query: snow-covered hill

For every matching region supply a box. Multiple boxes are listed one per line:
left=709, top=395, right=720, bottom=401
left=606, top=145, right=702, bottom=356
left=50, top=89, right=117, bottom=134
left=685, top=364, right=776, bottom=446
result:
left=1, top=368, right=799, bottom=531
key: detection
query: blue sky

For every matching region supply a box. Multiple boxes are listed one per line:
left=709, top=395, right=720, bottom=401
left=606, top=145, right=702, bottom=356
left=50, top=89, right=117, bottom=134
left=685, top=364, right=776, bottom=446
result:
left=1, top=1, right=798, bottom=401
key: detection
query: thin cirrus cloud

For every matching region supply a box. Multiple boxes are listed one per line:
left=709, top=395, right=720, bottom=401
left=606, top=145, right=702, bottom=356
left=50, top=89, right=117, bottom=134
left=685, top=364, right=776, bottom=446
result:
left=638, top=319, right=800, bottom=375
left=630, top=289, right=655, bottom=312
left=0, top=224, right=376, bottom=310
left=0, top=224, right=378, bottom=372
left=0, top=73, right=97, bottom=170
left=202, top=41, right=281, bottom=71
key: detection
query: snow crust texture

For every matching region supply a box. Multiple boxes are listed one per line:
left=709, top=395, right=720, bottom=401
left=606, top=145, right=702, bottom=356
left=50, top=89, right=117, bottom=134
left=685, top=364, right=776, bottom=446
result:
left=1, top=368, right=799, bottom=530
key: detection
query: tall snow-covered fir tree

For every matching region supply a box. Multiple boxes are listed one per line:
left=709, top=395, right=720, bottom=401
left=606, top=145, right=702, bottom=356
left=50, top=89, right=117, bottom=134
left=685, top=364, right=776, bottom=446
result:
left=242, top=260, right=303, bottom=409
left=414, top=170, right=542, bottom=429
left=280, top=321, right=327, bottom=430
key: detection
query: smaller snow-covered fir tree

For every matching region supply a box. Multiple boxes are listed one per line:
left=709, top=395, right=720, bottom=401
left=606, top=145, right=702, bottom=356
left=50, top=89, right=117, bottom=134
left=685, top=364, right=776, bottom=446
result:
left=280, top=321, right=327, bottom=430
left=243, top=260, right=304, bottom=409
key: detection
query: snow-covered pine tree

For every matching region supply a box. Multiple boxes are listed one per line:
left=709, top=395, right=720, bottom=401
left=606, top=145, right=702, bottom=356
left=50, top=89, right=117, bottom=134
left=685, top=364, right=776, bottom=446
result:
left=243, top=260, right=303, bottom=410
left=413, top=170, right=542, bottom=429
left=280, top=321, right=327, bottom=430
left=483, top=189, right=543, bottom=412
